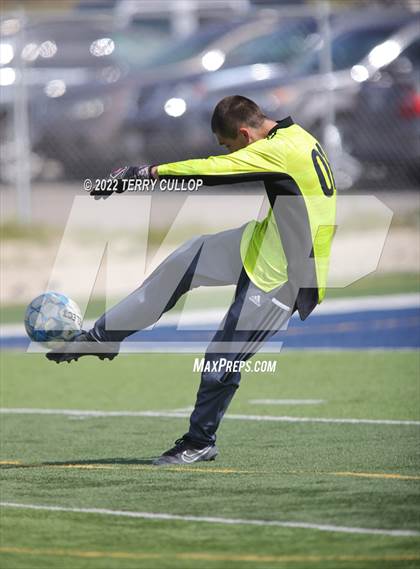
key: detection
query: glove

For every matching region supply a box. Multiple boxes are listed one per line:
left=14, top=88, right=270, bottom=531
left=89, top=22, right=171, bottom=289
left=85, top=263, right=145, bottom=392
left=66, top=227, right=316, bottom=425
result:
left=90, top=165, right=153, bottom=199
left=109, top=165, right=153, bottom=181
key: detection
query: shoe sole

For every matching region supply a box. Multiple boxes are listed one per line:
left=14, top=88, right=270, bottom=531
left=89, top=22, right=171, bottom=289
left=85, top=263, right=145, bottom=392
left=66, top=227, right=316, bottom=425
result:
left=49, top=353, right=117, bottom=364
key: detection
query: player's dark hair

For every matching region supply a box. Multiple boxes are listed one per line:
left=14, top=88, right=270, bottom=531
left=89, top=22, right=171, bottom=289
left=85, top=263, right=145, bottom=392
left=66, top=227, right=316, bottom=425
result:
left=211, top=95, right=267, bottom=139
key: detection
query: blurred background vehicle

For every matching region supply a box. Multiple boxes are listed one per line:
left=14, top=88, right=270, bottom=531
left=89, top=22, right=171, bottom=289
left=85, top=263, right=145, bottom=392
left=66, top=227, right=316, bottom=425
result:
left=339, top=23, right=420, bottom=186
left=0, top=12, right=173, bottom=180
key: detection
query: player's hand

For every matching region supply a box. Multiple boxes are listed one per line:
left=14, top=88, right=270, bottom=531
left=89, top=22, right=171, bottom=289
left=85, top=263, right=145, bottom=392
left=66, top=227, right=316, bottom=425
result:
left=109, top=165, right=153, bottom=181
left=90, top=165, right=153, bottom=199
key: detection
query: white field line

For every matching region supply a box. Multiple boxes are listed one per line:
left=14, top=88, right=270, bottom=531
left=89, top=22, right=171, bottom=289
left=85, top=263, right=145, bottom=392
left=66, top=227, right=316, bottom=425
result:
left=1, top=408, right=419, bottom=426
left=20, top=344, right=420, bottom=355
left=249, top=399, right=326, bottom=405
left=1, top=293, right=419, bottom=337
left=1, top=502, right=418, bottom=538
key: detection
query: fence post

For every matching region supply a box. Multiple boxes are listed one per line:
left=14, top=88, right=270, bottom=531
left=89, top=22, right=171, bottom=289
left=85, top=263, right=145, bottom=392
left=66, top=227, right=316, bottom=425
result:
left=317, top=0, right=338, bottom=156
left=13, top=7, right=31, bottom=224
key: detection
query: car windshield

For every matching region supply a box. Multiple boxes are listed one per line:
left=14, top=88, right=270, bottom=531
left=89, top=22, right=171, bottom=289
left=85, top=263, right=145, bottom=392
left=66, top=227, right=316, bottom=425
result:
left=289, top=24, right=405, bottom=74
left=222, top=18, right=317, bottom=67
left=144, top=22, right=241, bottom=68
left=112, top=27, right=172, bottom=67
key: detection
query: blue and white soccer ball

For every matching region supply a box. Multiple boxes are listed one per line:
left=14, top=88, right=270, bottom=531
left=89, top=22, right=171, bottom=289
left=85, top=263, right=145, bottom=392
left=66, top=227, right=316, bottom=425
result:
left=24, top=292, right=82, bottom=345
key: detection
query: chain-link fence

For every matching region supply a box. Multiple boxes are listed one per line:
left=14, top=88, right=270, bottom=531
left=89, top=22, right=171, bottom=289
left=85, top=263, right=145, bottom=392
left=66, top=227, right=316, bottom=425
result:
left=1, top=0, right=419, bottom=222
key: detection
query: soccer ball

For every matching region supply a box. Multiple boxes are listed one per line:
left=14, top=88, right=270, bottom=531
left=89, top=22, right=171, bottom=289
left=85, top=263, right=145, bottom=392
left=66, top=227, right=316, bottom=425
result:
left=24, top=292, right=82, bottom=345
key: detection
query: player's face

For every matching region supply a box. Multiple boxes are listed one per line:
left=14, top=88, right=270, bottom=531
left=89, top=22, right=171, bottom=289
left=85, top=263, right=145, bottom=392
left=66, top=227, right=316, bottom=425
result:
left=216, top=130, right=249, bottom=153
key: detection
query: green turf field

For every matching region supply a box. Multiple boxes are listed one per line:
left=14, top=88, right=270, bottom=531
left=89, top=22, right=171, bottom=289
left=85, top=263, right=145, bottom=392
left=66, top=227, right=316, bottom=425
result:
left=0, top=351, right=419, bottom=569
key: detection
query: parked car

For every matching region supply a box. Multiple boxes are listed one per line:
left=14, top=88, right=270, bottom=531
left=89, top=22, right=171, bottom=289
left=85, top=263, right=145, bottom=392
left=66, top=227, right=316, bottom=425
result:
left=0, top=12, right=171, bottom=181
left=338, top=23, right=420, bottom=185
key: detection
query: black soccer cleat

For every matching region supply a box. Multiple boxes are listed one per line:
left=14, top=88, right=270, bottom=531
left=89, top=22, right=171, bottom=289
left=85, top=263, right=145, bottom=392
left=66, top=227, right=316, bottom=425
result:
left=153, top=437, right=218, bottom=466
left=46, top=331, right=119, bottom=364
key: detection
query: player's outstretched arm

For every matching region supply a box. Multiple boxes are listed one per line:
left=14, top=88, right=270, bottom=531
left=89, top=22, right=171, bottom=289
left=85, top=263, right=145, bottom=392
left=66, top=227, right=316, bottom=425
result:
left=96, top=136, right=285, bottom=196
left=156, top=138, right=285, bottom=186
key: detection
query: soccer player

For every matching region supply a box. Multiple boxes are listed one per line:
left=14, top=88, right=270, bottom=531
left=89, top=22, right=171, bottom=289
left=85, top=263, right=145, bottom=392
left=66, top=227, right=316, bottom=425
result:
left=47, top=96, right=336, bottom=465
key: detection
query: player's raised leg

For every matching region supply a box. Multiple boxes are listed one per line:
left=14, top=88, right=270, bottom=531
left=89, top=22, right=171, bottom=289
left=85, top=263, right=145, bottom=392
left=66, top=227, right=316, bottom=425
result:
left=47, top=225, right=245, bottom=363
